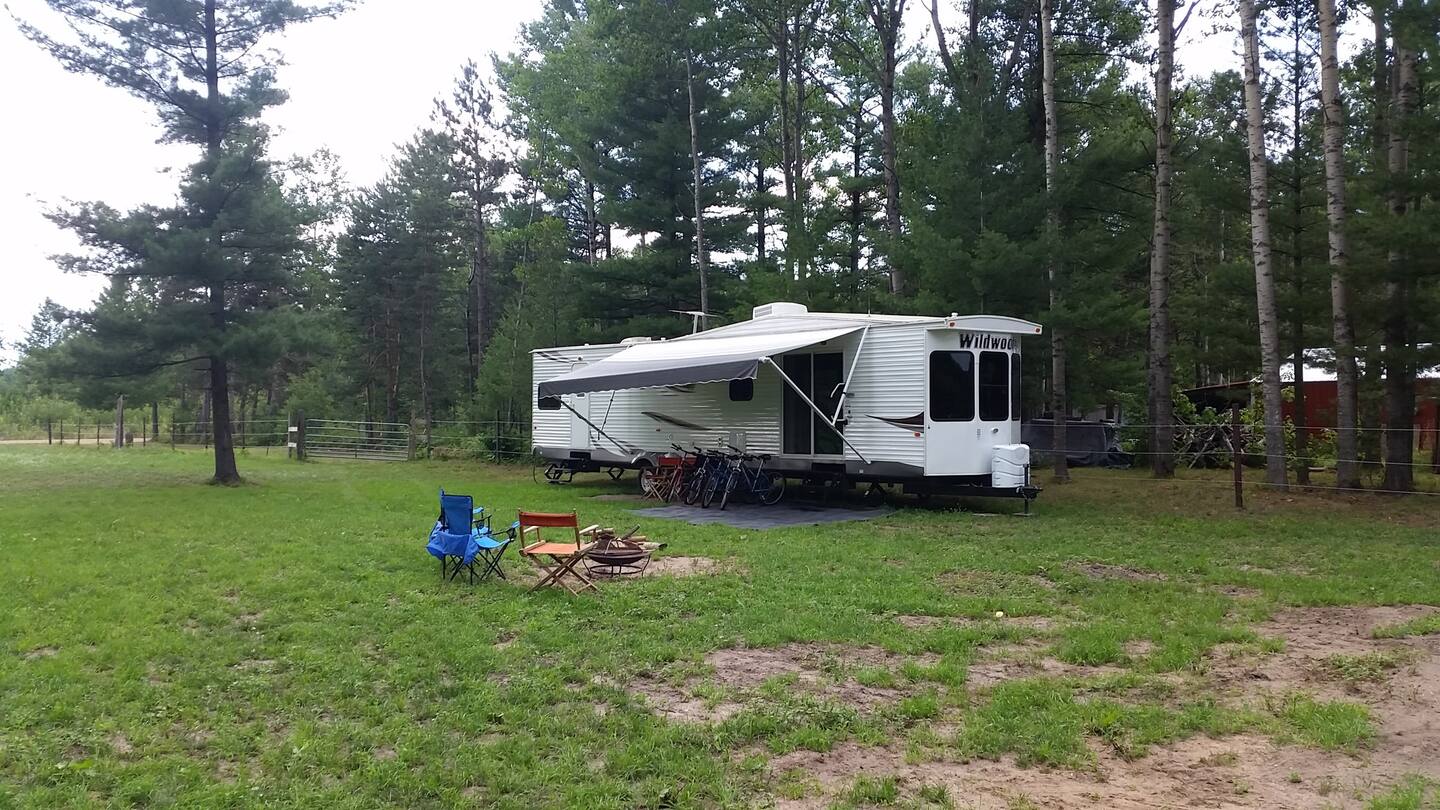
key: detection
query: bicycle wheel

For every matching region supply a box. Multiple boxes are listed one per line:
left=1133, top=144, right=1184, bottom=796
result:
left=758, top=472, right=786, bottom=505
left=682, top=469, right=706, bottom=505
left=700, top=469, right=726, bottom=508
left=718, top=472, right=739, bottom=510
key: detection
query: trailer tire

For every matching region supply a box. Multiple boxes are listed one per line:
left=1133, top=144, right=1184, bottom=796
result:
left=758, top=473, right=786, bottom=505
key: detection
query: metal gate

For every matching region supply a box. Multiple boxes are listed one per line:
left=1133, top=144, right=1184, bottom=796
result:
left=305, top=419, right=409, bottom=461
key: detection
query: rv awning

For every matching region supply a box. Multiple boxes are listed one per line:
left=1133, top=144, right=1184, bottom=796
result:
left=537, top=326, right=861, bottom=397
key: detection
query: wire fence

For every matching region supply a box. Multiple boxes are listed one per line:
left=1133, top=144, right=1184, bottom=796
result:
left=420, top=420, right=536, bottom=463
left=9, top=414, right=1436, bottom=495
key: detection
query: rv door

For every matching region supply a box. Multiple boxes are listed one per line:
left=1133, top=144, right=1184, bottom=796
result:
left=567, top=363, right=591, bottom=451
left=925, top=332, right=1014, bottom=475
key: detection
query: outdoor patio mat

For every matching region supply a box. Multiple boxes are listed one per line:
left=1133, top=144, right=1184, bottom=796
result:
left=633, top=501, right=892, bottom=530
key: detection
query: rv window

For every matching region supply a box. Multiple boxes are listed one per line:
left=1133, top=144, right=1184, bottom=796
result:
left=1010, top=353, right=1021, bottom=420
left=929, top=351, right=975, bottom=421
left=537, top=395, right=562, bottom=411
left=979, top=351, right=1009, bottom=421
left=729, top=378, right=754, bottom=402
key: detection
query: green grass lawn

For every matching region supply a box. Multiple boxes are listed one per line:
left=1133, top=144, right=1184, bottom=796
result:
left=1, top=446, right=1437, bottom=808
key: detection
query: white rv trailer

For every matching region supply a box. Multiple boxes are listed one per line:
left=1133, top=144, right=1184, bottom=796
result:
left=531, top=302, right=1043, bottom=499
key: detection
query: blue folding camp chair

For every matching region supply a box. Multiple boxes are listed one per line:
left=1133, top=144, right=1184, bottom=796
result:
left=426, top=489, right=517, bottom=584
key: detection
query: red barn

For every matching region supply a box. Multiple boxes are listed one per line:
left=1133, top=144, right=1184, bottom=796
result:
left=1182, top=349, right=1440, bottom=456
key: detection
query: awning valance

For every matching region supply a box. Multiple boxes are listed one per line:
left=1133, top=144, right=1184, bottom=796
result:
left=537, top=326, right=861, bottom=398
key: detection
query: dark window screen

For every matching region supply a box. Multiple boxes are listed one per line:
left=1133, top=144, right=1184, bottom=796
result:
left=782, top=354, right=813, bottom=454
left=979, top=351, right=1009, bottom=421
left=812, top=353, right=844, bottom=455
left=929, top=351, right=975, bottom=422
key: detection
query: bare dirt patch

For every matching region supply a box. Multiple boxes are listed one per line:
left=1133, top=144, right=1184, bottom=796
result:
left=939, top=570, right=1056, bottom=596
left=1124, top=639, right=1155, bottom=658
left=1202, top=605, right=1440, bottom=780
left=770, top=732, right=1429, bottom=809
left=965, top=657, right=1126, bottom=689
left=1069, top=562, right=1168, bottom=582
left=22, top=646, right=58, bottom=660
left=233, top=611, right=265, bottom=630
left=896, top=614, right=1059, bottom=632
left=108, top=733, right=134, bottom=757
left=768, top=605, right=1440, bottom=808
left=1215, top=584, right=1264, bottom=598
left=644, top=555, right=725, bottom=577
left=631, top=643, right=934, bottom=724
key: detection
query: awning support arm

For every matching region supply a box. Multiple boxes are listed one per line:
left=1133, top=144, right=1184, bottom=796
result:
left=763, top=357, right=870, bottom=464
left=558, top=398, right=634, bottom=457
left=831, top=325, right=869, bottom=423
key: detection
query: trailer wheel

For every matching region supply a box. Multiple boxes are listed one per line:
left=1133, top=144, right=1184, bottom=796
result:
left=759, top=473, right=786, bottom=505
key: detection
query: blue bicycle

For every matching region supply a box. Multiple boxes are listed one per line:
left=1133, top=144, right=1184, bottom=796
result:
left=702, top=446, right=786, bottom=510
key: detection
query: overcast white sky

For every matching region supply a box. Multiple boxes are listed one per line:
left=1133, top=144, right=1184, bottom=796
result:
left=0, top=0, right=1293, bottom=363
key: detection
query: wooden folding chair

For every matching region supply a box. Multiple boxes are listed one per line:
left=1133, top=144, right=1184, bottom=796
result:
left=517, top=511, right=601, bottom=595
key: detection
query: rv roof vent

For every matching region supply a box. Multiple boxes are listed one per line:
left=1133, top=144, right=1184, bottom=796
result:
left=620, top=336, right=654, bottom=345
left=752, top=301, right=809, bottom=319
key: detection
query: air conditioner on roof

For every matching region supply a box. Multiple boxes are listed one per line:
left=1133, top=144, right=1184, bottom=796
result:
left=752, top=302, right=809, bottom=319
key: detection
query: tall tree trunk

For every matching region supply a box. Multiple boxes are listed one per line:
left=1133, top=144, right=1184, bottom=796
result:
left=464, top=273, right=478, bottom=393
left=756, top=146, right=768, bottom=265
left=585, top=177, right=597, bottom=266
left=866, top=0, right=906, bottom=295
left=777, top=30, right=794, bottom=280
left=419, top=304, right=431, bottom=459
left=686, top=51, right=709, bottom=318
left=202, top=0, right=238, bottom=483
left=1382, top=32, right=1416, bottom=492
left=1041, top=0, right=1068, bottom=483
left=931, top=0, right=963, bottom=88
left=879, top=38, right=903, bottom=294
left=1317, top=0, right=1360, bottom=488
left=792, top=12, right=807, bottom=277
left=1289, top=15, right=1309, bottom=486
left=1148, top=0, right=1176, bottom=478
left=849, top=106, right=864, bottom=301
left=1240, top=0, right=1288, bottom=487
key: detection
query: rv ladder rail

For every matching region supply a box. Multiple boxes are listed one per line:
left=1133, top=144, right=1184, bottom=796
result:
left=831, top=325, right=870, bottom=424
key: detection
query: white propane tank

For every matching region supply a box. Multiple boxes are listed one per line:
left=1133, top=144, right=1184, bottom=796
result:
left=991, top=444, right=1031, bottom=489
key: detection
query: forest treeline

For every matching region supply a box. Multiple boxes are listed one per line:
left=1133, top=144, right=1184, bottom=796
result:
left=1, top=0, right=1435, bottom=488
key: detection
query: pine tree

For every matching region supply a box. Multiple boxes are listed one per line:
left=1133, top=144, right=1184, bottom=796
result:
left=1316, top=0, right=1361, bottom=488
left=1149, top=0, right=1179, bottom=478
left=17, top=0, right=349, bottom=483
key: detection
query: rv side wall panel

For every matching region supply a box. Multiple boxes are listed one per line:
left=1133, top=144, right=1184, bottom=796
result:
left=842, top=325, right=928, bottom=467
left=531, top=346, right=623, bottom=451
left=586, top=372, right=784, bottom=455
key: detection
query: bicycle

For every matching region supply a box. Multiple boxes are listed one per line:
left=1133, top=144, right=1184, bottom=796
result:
left=682, top=448, right=727, bottom=507
left=702, top=446, right=786, bottom=510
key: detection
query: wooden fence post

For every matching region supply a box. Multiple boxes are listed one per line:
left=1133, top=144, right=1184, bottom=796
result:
left=114, top=395, right=125, bottom=448
left=407, top=417, right=419, bottom=461
left=170, top=423, right=177, bottom=450
left=1231, top=403, right=1244, bottom=510
left=47, top=419, right=53, bottom=445
left=95, top=423, right=100, bottom=445
left=293, top=410, right=306, bottom=461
